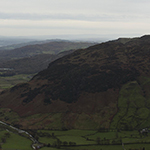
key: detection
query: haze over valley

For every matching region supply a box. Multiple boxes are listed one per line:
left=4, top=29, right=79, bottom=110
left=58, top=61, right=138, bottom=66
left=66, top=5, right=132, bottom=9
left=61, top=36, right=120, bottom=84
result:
left=0, top=35, right=150, bottom=150
left=0, top=0, right=150, bottom=149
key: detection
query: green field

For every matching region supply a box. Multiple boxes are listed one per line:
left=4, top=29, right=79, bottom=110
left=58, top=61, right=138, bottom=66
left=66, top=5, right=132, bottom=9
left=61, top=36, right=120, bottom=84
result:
left=110, top=79, right=150, bottom=131
left=0, top=74, right=33, bottom=90
left=64, top=144, right=150, bottom=150
left=1, top=127, right=150, bottom=150
left=37, top=129, right=150, bottom=150
left=0, top=130, right=32, bottom=150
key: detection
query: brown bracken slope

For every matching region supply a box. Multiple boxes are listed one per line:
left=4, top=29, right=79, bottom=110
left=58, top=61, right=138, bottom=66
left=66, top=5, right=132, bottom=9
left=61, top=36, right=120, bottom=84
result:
left=0, top=35, right=150, bottom=130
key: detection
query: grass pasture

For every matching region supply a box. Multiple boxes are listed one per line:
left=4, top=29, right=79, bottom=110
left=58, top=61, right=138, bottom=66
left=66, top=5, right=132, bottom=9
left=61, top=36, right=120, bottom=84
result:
left=1, top=128, right=150, bottom=150
left=58, top=135, right=95, bottom=145
left=37, top=129, right=150, bottom=150
left=110, top=80, right=150, bottom=130
left=38, top=129, right=97, bottom=146
left=66, top=144, right=150, bottom=150
left=39, top=136, right=57, bottom=145
left=0, top=74, right=33, bottom=90
left=39, top=130, right=96, bottom=137
left=86, top=131, right=116, bottom=140
left=0, top=130, right=32, bottom=150
left=41, top=148, right=60, bottom=150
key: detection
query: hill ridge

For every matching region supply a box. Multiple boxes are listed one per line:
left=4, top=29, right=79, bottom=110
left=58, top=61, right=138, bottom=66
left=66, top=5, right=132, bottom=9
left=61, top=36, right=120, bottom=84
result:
left=0, top=35, right=150, bottom=130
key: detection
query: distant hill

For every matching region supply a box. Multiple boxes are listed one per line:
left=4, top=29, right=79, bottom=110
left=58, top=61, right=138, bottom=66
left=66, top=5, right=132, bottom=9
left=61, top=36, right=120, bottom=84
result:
left=0, top=50, right=75, bottom=74
left=0, top=40, right=96, bottom=61
left=0, top=39, right=94, bottom=51
left=0, top=40, right=95, bottom=74
left=0, top=36, right=35, bottom=47
left=0, top=40, right=50, bottom=50
left=0, top=35, right=150, bottom=130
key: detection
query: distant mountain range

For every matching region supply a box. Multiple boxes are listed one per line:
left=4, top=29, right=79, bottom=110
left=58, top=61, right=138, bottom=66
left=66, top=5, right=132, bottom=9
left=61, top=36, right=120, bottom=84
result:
left=0, top=35, right=150, bottom=130
left=0, top=35, right=107, bottom=48
left=0, top=36, right=36, bottom=47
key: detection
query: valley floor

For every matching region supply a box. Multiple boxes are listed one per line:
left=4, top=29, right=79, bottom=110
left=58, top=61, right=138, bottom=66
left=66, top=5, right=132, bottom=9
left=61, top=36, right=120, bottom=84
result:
left=0, top=74, right=33, bottom=90
left=0, top=124, right=150, bottom=150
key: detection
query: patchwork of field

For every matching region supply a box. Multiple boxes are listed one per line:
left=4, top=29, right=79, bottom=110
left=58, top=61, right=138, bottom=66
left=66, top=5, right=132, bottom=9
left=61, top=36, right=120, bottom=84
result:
left=36, top=130, right=150, bottom=150
left=0, top=124, right=150, bottom=150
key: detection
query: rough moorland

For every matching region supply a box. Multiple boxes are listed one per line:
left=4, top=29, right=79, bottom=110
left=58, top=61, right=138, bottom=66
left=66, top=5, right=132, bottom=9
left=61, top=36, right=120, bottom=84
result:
left=0, top=35, right=150, bottom=130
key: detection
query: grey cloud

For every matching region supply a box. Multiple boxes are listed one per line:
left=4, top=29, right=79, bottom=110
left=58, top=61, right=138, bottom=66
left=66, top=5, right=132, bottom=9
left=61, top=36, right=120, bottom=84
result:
left=0, top=0, right=150, bottom=22
left=0, top=12, right=147, bottom=22
left=0, top=0, right=150, bottom=37
left=0, top=12, right=110, bottom=21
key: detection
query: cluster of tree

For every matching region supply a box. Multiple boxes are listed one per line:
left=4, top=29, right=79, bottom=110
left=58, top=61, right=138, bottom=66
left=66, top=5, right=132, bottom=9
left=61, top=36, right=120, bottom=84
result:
left=35, top=131, right=77, bottom=148
left=96, top=137, right=122, bottom=145
left=98, top=128, right=111, bottom=132
left=51, top=139, right=76, bottom=148
left=37, top=131, right=52, bottom=138
left=1, top=132, right=10, bottom=144
left=129, top=148, right=145, bottom=150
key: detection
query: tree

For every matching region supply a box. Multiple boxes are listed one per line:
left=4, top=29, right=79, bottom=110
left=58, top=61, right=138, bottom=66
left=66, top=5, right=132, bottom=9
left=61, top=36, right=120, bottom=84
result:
left=52, top=133, right=55, bottom=137
left=5, top=132, right=10, bottom=138
left=63, top=141, right=68, bottom=146
left=56, top=139, right=62, bottom=148
left=1, top=137, right=6, bottom=143
left=96, top=137, right=101, bottom=145
left=115, top=132, right=118, bottom=138
left=69, top=141, right=75, bottom=146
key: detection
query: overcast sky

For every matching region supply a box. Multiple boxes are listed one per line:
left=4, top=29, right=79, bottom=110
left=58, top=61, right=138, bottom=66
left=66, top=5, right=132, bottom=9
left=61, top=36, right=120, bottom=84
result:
left=0, top=0, right=150, bottom=39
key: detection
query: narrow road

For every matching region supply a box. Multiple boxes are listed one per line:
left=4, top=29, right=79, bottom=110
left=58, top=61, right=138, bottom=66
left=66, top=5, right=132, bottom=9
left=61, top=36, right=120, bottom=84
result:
left=122, top=142, right=126, bottom=150
left=0, top=121, right=40, bottom=149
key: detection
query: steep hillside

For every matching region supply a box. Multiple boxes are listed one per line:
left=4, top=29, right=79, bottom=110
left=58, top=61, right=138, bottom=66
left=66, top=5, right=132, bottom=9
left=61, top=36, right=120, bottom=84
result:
left=0, top=35, right=150, bottom=130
